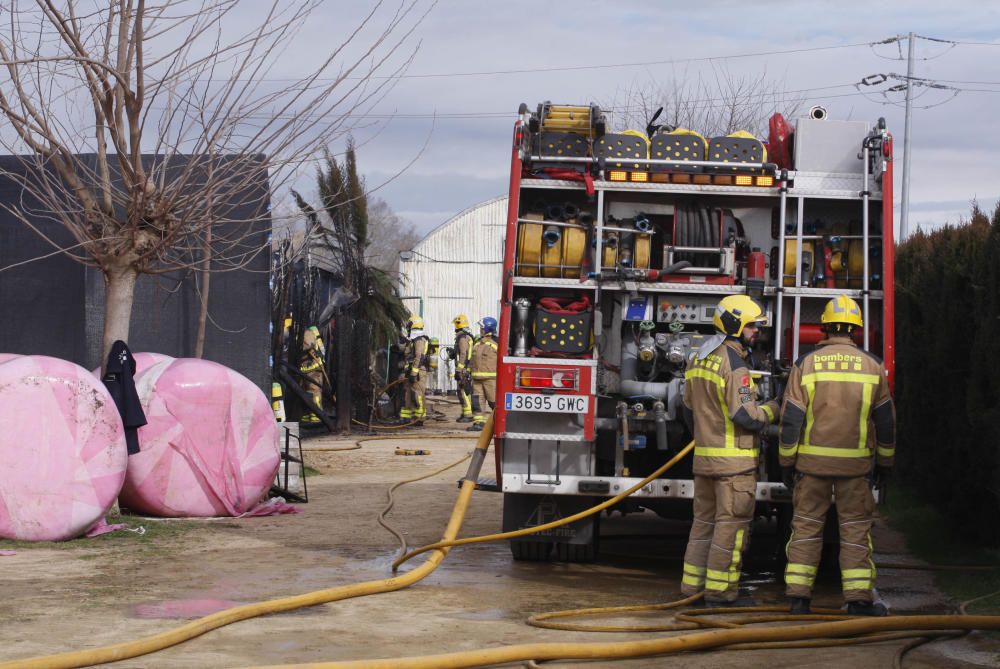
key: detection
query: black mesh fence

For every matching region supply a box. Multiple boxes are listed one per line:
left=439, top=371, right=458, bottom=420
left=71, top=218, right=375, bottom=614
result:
left=0, top=155, right=270, bottom=390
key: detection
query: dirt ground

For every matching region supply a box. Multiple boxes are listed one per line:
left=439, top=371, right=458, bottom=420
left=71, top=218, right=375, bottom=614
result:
left=2, top=397, right=999, bottom=669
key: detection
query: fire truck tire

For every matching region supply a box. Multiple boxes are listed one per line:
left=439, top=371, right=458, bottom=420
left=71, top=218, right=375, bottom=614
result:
left=510, top=540, right=553, bottom=561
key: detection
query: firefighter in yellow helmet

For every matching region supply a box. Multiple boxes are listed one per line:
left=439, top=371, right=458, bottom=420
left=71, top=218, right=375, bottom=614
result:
left=680, top=295, right=779, bottom=606
left=399, top=314, right=430, bottom=425
left=451, top=314, right=475, bottom=423
left=298, top=325, right=327, bottom=424
left=779, top=295, right=895, bottom=616
left=467, top=316, right=498, bottom=432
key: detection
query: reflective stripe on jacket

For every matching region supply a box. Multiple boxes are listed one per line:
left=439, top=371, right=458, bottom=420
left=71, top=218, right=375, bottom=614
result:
left=682, top=339, right=774, bottom=477
left=779, top=336, right=895, bottom=477
left=455, top=331, right=473, bottom=370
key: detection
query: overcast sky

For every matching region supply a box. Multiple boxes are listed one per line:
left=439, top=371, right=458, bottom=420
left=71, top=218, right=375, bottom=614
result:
left=287, top=0, right=1000, bottom=240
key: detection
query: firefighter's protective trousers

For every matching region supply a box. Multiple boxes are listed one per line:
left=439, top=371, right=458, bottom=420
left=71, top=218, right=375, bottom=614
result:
left=681, top=473, right=756, bottom=601
left=455, top=330, right=473, bottom=417
left=402, top=371, right=427, bottom=420
left=680, top=339, right=776, bottom=602
left=779, top=335, right=895, bottom=603
left=299, top=328, right=326, bottom=422
left=470, top=335, right=498, bottom=425
left=400, top=335, right=430, bottom=421
left=785, top=474, right=876, bottom=602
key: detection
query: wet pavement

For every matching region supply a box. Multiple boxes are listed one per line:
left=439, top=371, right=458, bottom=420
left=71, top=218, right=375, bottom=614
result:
left=1, top=407, right=999, bottom=667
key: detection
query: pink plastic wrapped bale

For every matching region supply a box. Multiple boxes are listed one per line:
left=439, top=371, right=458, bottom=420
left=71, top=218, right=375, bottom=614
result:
left=91, top=351, right=171, bottom=378
left=0, top=355, right=128, bottom=541
left=120, top=357, right=281, bottom=517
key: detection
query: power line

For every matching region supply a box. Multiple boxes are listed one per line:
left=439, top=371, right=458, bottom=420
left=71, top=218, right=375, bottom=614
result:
left=949, top=39, right=1000, bottom=46
left=227, top=40, right=877, bottom=82
left=231, top=85, right=885, bottom=122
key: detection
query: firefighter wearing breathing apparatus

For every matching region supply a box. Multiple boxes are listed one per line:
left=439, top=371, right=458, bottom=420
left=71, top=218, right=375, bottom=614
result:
left=680, top=295, right=779, bottom=606
left=467, top=316, right=498, bottom=432
left=399, top=314, right=431, bottom=425
left=451, top=314, right=475, bottom=423
left=298, top=325, right=327, bottom=424
left=780, top=295, right=895, bottom=616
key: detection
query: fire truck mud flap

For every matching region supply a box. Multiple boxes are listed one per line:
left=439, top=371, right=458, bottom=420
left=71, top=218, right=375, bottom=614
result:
left=503, top=492, right=599, bottom=562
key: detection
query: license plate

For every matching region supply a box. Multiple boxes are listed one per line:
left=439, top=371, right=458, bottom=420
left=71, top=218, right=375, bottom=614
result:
left=504, top=393, right=589, bottom=413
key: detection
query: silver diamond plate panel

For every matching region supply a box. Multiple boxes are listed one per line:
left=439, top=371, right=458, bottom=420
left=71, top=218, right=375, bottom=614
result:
left=500, top=432, right=591, bottom=442
left=789, top=172, right=883, bottom=200
left=501, top=474, right=791, bottom=501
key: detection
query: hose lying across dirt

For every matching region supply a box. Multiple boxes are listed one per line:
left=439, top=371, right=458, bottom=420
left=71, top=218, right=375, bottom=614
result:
left=0, top=421, right=495, bottom=669
left=6, top=423, right=1000, bottom=669
left=391, top=441, right=697, bottom=571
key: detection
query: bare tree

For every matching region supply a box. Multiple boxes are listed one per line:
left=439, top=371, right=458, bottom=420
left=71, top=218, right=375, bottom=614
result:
left=0, top=0, right=429, bottom=362
left=604, top=65, right=804, bottom=138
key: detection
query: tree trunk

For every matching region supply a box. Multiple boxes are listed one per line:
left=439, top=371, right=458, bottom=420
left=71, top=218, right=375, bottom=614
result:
left=336, top=315, right=353, bottom=433
left=194, top=228, right=212, bottom=358
left=101, top=264, right=138, bottom=372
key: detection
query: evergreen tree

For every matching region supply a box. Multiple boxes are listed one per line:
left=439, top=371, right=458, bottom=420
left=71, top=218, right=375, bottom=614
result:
left=290, top=139, right=410, bottom=425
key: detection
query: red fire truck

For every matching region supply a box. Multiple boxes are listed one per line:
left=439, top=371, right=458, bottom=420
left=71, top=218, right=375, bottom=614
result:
left=490, top=101, right=895, bottom=561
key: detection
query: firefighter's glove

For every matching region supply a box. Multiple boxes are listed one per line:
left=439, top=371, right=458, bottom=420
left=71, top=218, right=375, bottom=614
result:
left=782, top=466, right=797, bottom=491
left=873, top=466, right=891, bottom=490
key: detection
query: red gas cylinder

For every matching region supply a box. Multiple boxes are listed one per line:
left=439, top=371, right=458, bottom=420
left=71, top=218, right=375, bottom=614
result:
left=746, top=250, right=767, bottom=289
left=784, top=323, right=872, bottom=360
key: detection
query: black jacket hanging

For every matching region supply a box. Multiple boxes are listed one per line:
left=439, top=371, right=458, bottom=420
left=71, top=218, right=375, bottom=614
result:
left=101, top=340, right=147, bottom=455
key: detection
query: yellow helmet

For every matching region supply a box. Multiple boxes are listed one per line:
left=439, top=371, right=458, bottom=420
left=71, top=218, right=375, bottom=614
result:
left=713, top=295, right=768, bottom=336
left=408, top=314, right=424, bottom=330
left=452, top=314, right=470, bottom=330
left=821, top=295, right=863, bottom=328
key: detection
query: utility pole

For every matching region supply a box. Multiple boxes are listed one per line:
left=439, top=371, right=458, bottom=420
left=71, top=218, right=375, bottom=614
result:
left=900, top=32, right=915, bottom=239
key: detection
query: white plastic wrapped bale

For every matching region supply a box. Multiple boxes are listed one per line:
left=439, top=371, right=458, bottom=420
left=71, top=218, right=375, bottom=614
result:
left=119, top=357, right=281, bottom=517
left=0, top=355, right=127, bottom=541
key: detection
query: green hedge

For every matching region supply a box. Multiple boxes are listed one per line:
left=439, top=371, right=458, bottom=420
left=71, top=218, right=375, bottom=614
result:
left=895, top=203, right=1000, bottom=545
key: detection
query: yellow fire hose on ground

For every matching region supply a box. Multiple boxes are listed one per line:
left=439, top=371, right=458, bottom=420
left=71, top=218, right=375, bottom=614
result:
left=0, top=420, right=495, bottom=669
left=303, top=433, right=475, bottom=453
left=391, top=441, right=697, bottom=571
left=243, top=614, right=1000, bottom=669
left=6, top=421, right=1000, bottom=669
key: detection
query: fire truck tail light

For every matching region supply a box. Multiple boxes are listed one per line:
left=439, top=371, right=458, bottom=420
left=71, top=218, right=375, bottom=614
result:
left=516, top=367, right=580, bottom=390
left=608, top=170, right=628, bottom=181
left=630, top=171, right=648, bottom=182
left=735, top=175, right=753, bottom=186
left=755, top=175, right=774, bottom=187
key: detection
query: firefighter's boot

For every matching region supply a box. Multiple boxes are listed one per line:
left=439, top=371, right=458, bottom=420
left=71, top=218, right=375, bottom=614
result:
left=847, top=600, right=888, bottom=617
left=466, top=421, right=484, bottom=432
left=789, top=597, right=811, bottom=615
left=457, top=415, right=474, bottom=423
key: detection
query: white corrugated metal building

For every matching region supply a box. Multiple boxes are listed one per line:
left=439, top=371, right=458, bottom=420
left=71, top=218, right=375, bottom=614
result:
left=399, top=196, right=507, bottom=391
